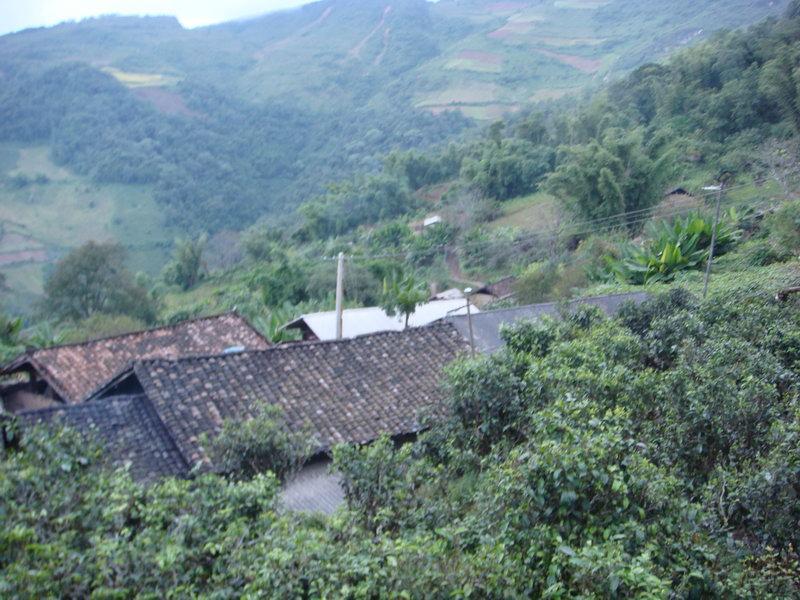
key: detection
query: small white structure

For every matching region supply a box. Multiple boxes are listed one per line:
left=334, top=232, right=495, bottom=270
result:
left=423, top=215, right=443, bottom=228
left=284, top=299, right=479, bottom=341
left=429, top=288, right=465, bottom=301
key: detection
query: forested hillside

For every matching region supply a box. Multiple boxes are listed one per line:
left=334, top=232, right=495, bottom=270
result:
left=0, top=0, right=789, bottom=311
left=83, top=0, right=799, bottom=338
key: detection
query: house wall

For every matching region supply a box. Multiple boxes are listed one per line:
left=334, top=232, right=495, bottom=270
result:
left=2, top=388, right=59, bottom=413
left=280, top=456, right=344, bottom=515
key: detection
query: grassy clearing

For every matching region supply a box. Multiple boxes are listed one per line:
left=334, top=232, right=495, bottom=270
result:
left=1, top=262, right=45, bottom=315
left=529, top=87, right=580, bottom=102
left=583, top=259, right=800, bottom=302
left=0, top=143, right=173, bottom=312
left=0, top=145, right=19, bottom=174
left=444, top=58, right=502, bottom=73
left=11, top=146, right=71, bottom=180
left=458, top=103, right=521, bottom=120
left=101, top=67, right=177, bottom=88
left=489, top=192, right=561, bottom=231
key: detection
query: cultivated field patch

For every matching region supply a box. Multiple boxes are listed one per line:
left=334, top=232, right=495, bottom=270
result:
left=0, top=262, right=44, bottom=314
left=535, top=48, right=603, bottom=73
left=0, top=143, right=174, bottom=307
left=0, top=249, right=47, bottom=267
left=101, top=67, right=177, bottom=88
left=445, top=50, right=504, bottom=73
left=531, top=35, right=604, bottom=47
left=489, top=20, right=536, bottom=39
left=489, top=192, right=562, bottom=231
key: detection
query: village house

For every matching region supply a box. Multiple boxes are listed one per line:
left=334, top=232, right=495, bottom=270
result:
left=284, top=299, right=478, bottom=341
left=11, top=323, right=469, bottom=513
left=445, top=291, right=650, bottom=353
left=6, top=292, right=647, bottom=513
left=0, top=313, right=271, bottom=413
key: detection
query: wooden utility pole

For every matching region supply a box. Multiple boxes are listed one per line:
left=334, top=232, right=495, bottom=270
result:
left=335, top=252, right=345, bottom=340
left=464, top=287, right=475, bottom=357
left=702, top=183, right=724, bottom=299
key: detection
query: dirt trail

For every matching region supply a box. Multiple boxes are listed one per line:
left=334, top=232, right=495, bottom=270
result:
left=373, top=26, right=391, bottom=66
left=349, top=5, right=392, bottom=60
left=445, top=247, right=480, bottom=286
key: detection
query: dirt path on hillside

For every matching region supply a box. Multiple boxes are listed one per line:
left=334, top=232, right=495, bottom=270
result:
left=256, top=6, right=334, bottom=58
left=349, top=5, right=392, bottom=60
left=445, top=247, right=482, bottom=286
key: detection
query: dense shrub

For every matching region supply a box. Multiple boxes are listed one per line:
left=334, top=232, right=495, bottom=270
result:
left=206, top=403, right=315, bottom=481
left=3, top=290, right=800, bottom=597
left=764, top=199, right=800, bottom=255
left=607, top=212, right=741, bottom=284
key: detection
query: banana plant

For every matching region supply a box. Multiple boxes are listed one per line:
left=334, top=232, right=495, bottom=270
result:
left=607, top=210, right=740, bottom=285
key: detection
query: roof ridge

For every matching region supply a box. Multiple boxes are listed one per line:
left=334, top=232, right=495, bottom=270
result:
left=133, top=321, right=463, bottom=368
left=30, top=311, right=254, bottom=354
left=292, top=299, right=472, bottom=319
left=452, top=291, right=649, bottom=318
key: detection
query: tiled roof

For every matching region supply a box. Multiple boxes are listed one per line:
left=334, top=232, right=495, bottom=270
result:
left=16, top=395, right=188, bottom=482
left=447, top=292, right=650, bottom=353
left=131, top=323, right=468, bottom=470
left=2, top=313, right=270, bottom=403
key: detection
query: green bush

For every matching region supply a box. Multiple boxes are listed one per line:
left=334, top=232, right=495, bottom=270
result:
left=206, top=403, right=314, bottom=481
left=764, top=200, right=800, bottom=256
left=607, top=212, right=740, bottom=284
left=4, top=290, right=800, bottom=597
left=514, top=260, right=561, bottom=303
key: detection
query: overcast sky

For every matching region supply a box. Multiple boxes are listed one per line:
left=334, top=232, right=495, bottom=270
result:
left=1, top=1, right=313, bottom=36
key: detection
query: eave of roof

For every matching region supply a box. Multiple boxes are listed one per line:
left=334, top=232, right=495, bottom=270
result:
left=1, top=312, right=271, bottom=404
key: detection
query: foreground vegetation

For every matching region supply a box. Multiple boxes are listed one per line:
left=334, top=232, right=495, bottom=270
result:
left=2, top=288, right=799, bottom=597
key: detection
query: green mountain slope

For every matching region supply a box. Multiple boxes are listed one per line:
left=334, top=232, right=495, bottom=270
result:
left=0, top=0, right=789, bottom=305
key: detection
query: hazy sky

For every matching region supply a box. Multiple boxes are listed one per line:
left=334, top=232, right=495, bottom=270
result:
left=1, top=1, right=312, bottom=35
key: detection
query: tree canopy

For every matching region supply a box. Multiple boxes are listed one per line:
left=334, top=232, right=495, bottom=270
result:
left=43, top=241, right=156, bottom=323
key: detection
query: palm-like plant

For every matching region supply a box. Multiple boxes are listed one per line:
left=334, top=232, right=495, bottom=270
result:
left=380, top=271, right=427, bottom=329
left=607, top=211, right=740, bottom=285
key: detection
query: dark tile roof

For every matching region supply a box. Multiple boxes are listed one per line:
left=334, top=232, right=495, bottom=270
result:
left=2, top=313, right=271, bottom=404
left=447, top=292, right=650, bottom=353
left=131, top=323, right=468, bottom=470
left=16, top=395, right=188, bottom=482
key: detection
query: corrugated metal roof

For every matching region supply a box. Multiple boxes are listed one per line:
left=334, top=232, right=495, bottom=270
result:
left=446, top=292, right=650, bottom=353
left=285, top=299, right=479, bottom=341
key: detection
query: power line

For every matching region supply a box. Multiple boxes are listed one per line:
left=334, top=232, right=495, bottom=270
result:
left=317, top=191, right=772, bottom=264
